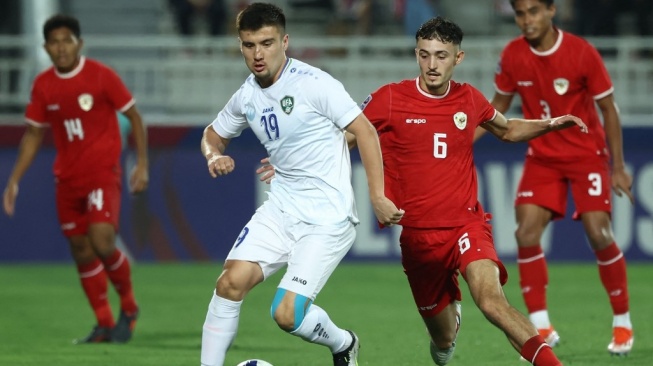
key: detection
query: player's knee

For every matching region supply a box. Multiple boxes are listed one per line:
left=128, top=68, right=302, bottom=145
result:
left=514, top=225, right=541, bottom=246
left=215, top=273, right=246, bottom=300
left=270, top=289, right=311, bottom=332
left=585, top=226, right=614, bottom=249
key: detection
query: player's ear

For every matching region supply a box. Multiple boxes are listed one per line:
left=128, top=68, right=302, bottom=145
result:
left=282, top=34, right=289, bottom=52
left=455, top=50, right=465, bottom=66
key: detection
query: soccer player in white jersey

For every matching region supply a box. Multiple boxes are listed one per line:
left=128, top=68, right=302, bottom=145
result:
left=199, top=3, right=404, bottom=366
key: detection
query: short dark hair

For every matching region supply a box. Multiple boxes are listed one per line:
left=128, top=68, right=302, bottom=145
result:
left=415, top=16, right=463, bottom=46
left=43, top=14, right=81, bottom=40
left=236, top=2, right=286, bottom=33
left=509, top=0, right=554, bottom=8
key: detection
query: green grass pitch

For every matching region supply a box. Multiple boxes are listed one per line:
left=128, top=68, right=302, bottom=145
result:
left=0, top=262, right=650, bottom=365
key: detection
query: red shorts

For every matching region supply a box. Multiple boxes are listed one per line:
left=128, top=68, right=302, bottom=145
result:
left=515, top=156, right=612, bottom=220
left=400, top=221, right=507, bottom=318
left=55, top=173, right=121, bottom=237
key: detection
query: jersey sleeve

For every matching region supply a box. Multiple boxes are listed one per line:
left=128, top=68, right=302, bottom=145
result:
left=210, top=86, right=249, bottom=139
left=360, top=84, right=391, bottom=131
left=470, top=86, right=497, bottom=126
left=581, top=42, right=614, bottom=99
left=494, top=45, right=516, bottom=95
left=24, top=77, right=48, bottom=127
left=303, top=73, right=361, bottom=130
left=101, top=65, right=135, bottom=112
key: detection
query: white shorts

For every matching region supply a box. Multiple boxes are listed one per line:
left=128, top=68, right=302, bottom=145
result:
left=226, top=200, right=356, bottom=299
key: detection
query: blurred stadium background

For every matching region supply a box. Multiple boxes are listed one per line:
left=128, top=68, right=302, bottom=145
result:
left=1, top=0, right=652, bottom=264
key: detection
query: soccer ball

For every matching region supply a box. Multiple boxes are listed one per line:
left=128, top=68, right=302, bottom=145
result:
left=236, top=360, right=273, bottom=366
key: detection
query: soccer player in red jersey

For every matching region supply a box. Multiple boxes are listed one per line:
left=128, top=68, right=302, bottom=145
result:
left=2, top=14, right=148, bottom=344
left=486, top=0, right=634, bottom=355
left=357, top=17, right=589, bottom=366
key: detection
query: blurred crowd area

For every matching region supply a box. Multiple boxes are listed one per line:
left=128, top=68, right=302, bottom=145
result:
left=1, top=0, right=651, bottom=38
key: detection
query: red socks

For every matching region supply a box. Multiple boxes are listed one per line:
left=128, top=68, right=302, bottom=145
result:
left=520, top=335, right=561, bottom=365
left=517, top=245, right=548, bottom=313
left=594, top=243, right=629, bottom=315
left=77, top=258, right=114, bottom=328
left=102, top=249, right=138, bottom=314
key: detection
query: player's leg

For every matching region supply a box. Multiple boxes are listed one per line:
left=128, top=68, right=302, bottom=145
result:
left=68, top=234, right=113, bottom=343
left=515, top=204, right=559, bottom=344
left=202, top=259, right=266, bottom=366
left=86, top=178, right=139, bottom=343
left=201, top=201, right=287, bottom=366
left=273, top=216, right=358, bottom=366
left=57, top=181, right=113, bottom=343
left=570, top=158, right=633, bottom=354
left=580, top=211, right=632, bottom=354
left=464, top=259, right=561, bottom=365
left=87, top=221, right=138, bottom=342
left=423, top=302, right=461, bottom=366
left=514, top=158, right=566, bottom=345
left=399, top=226, right=461, bottom=365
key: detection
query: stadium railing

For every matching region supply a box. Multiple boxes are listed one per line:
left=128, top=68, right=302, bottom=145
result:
left=0, top=35, right=651, bottom=125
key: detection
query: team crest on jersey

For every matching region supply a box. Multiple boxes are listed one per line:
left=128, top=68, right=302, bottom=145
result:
left=280, top=96, right=294, bottom=115
left=245, top=103, right=256, bottom=122
left=453, top=112, right=467, bottom=130
left=553, top=78, right=569, bottom=95
left=78, top=93, right=93, bottom=111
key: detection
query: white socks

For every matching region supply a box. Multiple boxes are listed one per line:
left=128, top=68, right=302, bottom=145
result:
left=529, top=310, right=551, bottom=329
left=201, top=293, right=242, bottom=366
left=290, top=304, right=350, bottom=353
left=613, top=312, right=632, bottom=329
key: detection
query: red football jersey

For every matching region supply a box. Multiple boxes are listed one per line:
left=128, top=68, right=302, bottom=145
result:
left=25, top=56, right=134, bottom=181
left=495, top=30, right=611, bottom=160
left=362, top=78, right=496, bottom=228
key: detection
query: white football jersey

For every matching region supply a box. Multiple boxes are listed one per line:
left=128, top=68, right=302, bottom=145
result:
left=211, top=58, right=361, bottom=225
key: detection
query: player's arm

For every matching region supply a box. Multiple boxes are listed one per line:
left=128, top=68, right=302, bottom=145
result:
left=482, top=111, right=587, bottom=142
left=475, top=92, right=514, bottom=143
left=597, top=94, right=634, bottom=203
left=345, top=131, right=357, bottom=149
left=344, top=113, right=404, bottom=226
left=201, top=125, right=234, bottom=178
left=3, top=125, right=46, bottom=216
left=122, top=105, right=149, bottom=193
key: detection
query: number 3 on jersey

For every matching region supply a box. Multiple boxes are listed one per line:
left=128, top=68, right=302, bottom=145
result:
left=64, top=118, right=84, bottom=141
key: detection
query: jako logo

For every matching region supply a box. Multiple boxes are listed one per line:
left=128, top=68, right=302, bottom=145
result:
left=292, top=276, right=307, bottom=285
left=406, top=118, right=427, bottom=124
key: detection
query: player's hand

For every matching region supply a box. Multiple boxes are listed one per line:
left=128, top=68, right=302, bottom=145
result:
left=255, top=157, right=275, bottom=184
left=612, top=167, right=634, bottom=204
left=129, top=164, right=149, bottom=194
left=372, top=196, right=405, bottom=227
left=550, top=115, right=588, bottom=133
left=207, top=153, right=235, bottom=178
left=2, top=182, right=18, bottom=217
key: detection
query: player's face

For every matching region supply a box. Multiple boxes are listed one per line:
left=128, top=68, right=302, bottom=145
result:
left=512, top=0, right=556, bottom=42
left=415, top=37, right=463, bottom=95
left=44, top=27, right=82, bottom=73
left=239, top=25, right=288, bottom=88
